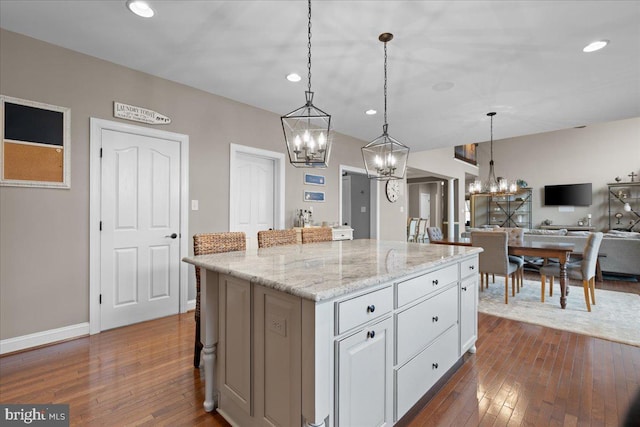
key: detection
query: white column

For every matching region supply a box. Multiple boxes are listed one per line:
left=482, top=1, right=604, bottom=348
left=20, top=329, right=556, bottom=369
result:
left=447, top=178, right=455, bottom=238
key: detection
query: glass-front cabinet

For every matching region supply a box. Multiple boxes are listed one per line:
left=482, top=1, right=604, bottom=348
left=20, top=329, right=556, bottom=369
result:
left=470, top=188, right=532, bottom=229
left=608, top=182, right=640, bottom=231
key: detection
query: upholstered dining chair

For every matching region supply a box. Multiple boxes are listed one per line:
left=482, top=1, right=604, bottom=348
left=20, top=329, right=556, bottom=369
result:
left=471, top=231, right=519, bottom=304
left=539, top=232, right=603, bottom=311
left=497, top=227, right=525, bottom=292
left=426, top=226, right=443, bottom=242
left=193, top=232, right=246, bottom=367
left=301, top=227, right=333, bottom=243
left=407, top=218, right=419, bottom=242
left=416, top=219, right=428, bottom=243
left=258, top=229, right=297, bottom=248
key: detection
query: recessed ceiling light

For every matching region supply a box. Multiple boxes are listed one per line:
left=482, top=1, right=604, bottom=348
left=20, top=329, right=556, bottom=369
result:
left=432, top=81, right=455, bottom=92
left=286, top=73, right=302, bottom=82
left=365, top=109, right=377, bottom=115
left=583, top=40, right=609, bottom=53
left=126, top=0, right=155, bottom=18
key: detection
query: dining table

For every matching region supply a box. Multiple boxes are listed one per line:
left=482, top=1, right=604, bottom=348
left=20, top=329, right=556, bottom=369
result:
left=430, top=237, right=575, bottom=309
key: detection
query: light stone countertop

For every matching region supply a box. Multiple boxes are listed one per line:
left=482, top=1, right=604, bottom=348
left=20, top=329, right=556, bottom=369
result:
left=182, top=239, right=482, bottom=302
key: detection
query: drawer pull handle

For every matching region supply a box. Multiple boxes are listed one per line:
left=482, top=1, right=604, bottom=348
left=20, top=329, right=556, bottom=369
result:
left=432, top=279, right=439, bottom=285
left=432, top=363, right=439, bottom=369
left=432, top=316, right=439, bottom=322
left=367, top=330, right=376, bottom=339
left=469, top=265, right=475, bottom=270
left=367, top=305, right=376, bottom=313
left=461, top=286, right=468, bottom=291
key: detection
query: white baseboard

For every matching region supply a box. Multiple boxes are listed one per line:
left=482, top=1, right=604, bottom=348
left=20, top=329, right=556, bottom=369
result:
left=186, top=298, right=195, bottom=312
left=0, top=322, right=90, bottom=355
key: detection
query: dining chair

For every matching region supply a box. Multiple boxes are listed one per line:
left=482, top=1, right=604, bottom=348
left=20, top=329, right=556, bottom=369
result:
left=539, top=232, right=603, bottom=311
left=258, top=229, right=297, bottom=248
left=193, top=232, right=246, bottom=367
left=301, top=227, right=333, bottom=243
left=416, top=219, right=428, bottom=243
left=426, top=226, right=443, bottom=242
left=497, top=227, right=525, bottom=292
left=471, top=231, right=519, bottom=304
left=407, top=218, right=419, bottom=242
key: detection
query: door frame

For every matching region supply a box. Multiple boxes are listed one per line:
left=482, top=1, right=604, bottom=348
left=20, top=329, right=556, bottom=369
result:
left=229, top=143, right=285, bottom=232
left=339, top=164, right=379, bottom=239
left=89, top=118, right=189, bottom=334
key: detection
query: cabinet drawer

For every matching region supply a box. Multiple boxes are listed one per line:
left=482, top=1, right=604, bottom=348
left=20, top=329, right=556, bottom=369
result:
left=336, top=286, right=393, bottom=335
left=396, top=264, right=458, bottom=307
left=332, top=229, right=353, bottom=241
left=395, top=325, right=459, bottom=420
left=396, top=285, right=458, bottom=364
left=460, top=256, right=478, bottom=279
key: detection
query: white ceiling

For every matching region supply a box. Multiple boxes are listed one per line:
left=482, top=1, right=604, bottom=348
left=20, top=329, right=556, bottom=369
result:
left=1, top=1, right=639, bottom=152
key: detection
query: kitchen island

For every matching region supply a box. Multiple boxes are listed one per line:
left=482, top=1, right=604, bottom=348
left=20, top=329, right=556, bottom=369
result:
left=183, top=239, right=482, bottom=427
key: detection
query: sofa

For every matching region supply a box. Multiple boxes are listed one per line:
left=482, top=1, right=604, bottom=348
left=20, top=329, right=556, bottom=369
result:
left=463, top=228, right=640, bottom=277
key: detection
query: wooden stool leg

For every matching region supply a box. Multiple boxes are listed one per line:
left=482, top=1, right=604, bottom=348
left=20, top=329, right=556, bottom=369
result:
left=541, top=275, right=546, bottom=303
left=590, top=277, right=596, bottom=305
left=549, top=276, right=554, bottom=297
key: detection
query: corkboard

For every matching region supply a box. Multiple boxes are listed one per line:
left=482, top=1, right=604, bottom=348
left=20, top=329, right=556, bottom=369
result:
left=3, top=141, right=63, bottom=182
left=1, top=95, right=70, bottom=188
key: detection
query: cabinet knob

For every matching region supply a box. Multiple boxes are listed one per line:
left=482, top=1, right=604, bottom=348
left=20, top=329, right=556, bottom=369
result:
left=461, top=286, right=467, bottom=291
left=432, top=316, right=439, bottom=322
left=432, top=363, right=439, bottom=369
left=367, top=305, right=376, bottom=313
left=432, top=279, right=439, bottom=285
left=469, top=265, right=475, bottom=270
left=367, top=330, right=376, bottom=339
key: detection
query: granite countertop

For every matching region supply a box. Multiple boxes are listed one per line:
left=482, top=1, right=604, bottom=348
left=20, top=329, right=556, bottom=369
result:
left=182, top=239, right=482, bottom=302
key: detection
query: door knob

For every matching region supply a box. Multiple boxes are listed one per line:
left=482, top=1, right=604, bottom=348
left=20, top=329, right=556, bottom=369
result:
left=165, top=233, right=178, bottom=239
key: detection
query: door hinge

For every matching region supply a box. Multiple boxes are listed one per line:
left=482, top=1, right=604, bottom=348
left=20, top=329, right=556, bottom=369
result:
left=100, top=148, right=103, bottom=158
left=99, top=221, right=102, bottom=231
left=99, top=294, right=102, bottom=304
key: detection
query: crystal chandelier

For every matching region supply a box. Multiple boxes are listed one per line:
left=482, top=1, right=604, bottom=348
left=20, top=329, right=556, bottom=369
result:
left=362, top=33, right=409, bottom=180
left=281, top=0, right=332, bottom=168
left=468, top=112, right=518, bottom=195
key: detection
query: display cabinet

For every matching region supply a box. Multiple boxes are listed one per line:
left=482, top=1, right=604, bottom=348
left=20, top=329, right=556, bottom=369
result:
left=608, top=182, right=640, bottom=231
left=470, top=188, right=532, bottom=229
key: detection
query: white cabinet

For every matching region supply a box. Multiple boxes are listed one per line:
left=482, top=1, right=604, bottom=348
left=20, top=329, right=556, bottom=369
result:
left=336, top=317, right=393, bottom=427
left=459, top=276, right=478, bottom=355
left=332, top=227, right=354, bottom=241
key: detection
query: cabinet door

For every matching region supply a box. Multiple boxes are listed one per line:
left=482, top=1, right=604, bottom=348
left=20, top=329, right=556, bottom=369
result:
left=460, top=276, right=478, bottom=355
left=336, top=317, right=393, bottom=427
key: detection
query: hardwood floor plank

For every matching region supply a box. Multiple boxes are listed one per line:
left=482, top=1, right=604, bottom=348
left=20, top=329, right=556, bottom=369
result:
left=1, top=274, right=639, bottom=426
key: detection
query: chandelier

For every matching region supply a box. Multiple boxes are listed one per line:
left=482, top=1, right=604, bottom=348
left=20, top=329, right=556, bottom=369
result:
left=468, top=112, right=518, bottom=195
left=281, top=0, right=332, bottom=168
left=362, top=33, right=409, bottom=180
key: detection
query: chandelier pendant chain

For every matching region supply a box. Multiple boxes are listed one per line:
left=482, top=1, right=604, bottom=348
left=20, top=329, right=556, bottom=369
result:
left=307, top=0, right=312, bottom=96
left=383, top=40, right=388, bottom=132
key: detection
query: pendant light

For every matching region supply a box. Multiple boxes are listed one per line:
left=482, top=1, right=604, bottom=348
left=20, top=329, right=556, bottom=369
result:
left=362, top=33, right=409, bottom=180
left=469, top=112, right=518, bottom=195
left=281, top=0, right=332, bottom=168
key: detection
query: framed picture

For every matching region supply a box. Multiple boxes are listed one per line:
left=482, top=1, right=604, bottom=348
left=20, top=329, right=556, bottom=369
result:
left=304, top=190, right=325, bottom=202
left=454, top=143, right=477, bottom=166
left=304, top=173, right=325, bottom=186
left=1, top=95, right=71, bottom=188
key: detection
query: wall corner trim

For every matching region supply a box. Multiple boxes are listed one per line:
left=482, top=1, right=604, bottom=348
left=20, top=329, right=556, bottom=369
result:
left=0, top=322, right=90, bottom=355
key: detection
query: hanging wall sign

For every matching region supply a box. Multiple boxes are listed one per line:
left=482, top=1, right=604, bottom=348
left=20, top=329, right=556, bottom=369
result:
left=113, top=102, right=171, bottom=125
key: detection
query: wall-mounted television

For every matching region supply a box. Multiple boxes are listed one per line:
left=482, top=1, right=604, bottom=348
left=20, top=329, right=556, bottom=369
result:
left=544, top=183, right=592, bottom=206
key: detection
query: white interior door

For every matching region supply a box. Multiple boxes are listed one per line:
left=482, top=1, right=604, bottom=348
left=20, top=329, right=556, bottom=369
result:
left=232, top=152, right=275, bottom=248
left=100, top=129, right=181, bottom=330
left=420, top=193, right=430, bottom=221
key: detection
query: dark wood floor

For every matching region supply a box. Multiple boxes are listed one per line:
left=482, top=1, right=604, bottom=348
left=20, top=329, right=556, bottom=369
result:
left=1, top=274, right=639, bottom=426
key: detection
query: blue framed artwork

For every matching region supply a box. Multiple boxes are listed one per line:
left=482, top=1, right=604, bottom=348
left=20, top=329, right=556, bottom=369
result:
left=304, top=190, right=325, bottom=202
left=304, top=173, right=325, bottom=186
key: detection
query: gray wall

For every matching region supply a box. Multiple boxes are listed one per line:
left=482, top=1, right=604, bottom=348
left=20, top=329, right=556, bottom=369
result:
left=347, top=173, right=371, bottom=239
left=0, top=30, right=379, bottom=340
left=473, top=117, right=640, bottom=231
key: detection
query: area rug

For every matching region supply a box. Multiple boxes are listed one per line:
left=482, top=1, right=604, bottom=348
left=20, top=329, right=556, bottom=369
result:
left=478, top=279, right=640, bottom=347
